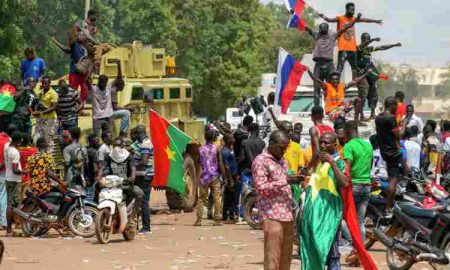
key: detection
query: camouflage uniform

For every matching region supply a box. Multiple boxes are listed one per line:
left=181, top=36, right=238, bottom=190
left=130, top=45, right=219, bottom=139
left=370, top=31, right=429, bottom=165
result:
left=35, top=118, right=56, bottom=154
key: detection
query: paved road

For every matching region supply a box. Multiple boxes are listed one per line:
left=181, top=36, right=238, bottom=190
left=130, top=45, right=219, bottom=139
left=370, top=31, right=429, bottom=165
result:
left=2, top=190, right=433, bottom=270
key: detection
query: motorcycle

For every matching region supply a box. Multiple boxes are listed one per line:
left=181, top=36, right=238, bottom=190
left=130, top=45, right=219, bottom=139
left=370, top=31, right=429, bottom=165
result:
left=95, top=176, right=138, bottom=244
left=365, top=171, right=437, bottom=249
left=241, top=173, right=260, bottom=230
left=13, top=180, right=97, bottom=238
left=374, top=201, right=450, bottom=270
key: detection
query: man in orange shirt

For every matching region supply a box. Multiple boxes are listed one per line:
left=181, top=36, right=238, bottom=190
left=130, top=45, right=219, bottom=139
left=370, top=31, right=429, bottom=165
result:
left=307, top=69, right=370, bottom=118
left=395, top=91, right=407, bottom=122
left=319, top=2, right=382, bottom=78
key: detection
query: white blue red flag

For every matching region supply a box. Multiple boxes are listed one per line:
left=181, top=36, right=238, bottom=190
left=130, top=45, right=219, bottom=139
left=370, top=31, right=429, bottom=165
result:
left=284, top=0, right=305, bottom=14
left=285, top=0, right=306, bottom=31
left=275, top=48, right=307, bottom=114
left=287, top=13, right=306, bottom=31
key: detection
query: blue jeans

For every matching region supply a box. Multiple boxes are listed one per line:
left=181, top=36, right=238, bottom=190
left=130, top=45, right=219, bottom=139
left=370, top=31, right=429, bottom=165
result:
left=58, top=119, right=79, bottom=136
left=342, top=184, right=371, bottom=243
left=327, top=230, right=341, bottom=270
left=0, top=177, right=7, bottom=227
left=238, top=173, right=253, bottom=218
left=85, top=184, right=95, bottom=202
left=112, top=109, right=131, bottom=133
left=137, top=177, right=152, bottom=230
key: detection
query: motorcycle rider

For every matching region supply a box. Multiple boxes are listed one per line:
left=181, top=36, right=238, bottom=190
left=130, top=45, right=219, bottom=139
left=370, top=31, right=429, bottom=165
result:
left=98, top=137, right=143, bottom=232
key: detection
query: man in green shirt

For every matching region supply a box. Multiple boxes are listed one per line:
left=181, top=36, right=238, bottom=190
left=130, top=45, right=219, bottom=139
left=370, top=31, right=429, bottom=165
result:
left=341, top=120, right=373, bottom=246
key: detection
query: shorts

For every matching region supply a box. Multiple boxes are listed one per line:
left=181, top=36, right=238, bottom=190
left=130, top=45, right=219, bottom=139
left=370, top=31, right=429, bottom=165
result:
left=6, top=181, right=20, bottom=208
left=385, top=156, right=403, bottom=178
left=69, top=73, right=88, bottom=102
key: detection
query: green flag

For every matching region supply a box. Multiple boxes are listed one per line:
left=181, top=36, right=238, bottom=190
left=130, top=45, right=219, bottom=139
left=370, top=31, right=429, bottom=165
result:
left=0, top=85, right=16, bottom=113
left=300, top=161, right=344, bottom=270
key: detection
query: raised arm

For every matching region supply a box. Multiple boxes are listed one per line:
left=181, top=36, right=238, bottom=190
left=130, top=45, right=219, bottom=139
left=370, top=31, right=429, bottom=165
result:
left=318, top=13, right=337, bottom=23
left=358, top=17, right=383, bottom=24
left=374, top=43, right=402, bottom=52
left=304, top=25, right=314, bottom=37
left=307, top=69, right=326, bottom=91
left=268, top=107, right=282, bottom=131
left=360, top=37, right=381, bottom=48
left=112, top=61, right=123, bottom=88
left=345, top=69, right=371, bottom=89
left=337, top=13, right=361, bottom=38
left=307, top=126, right=320, bottom=169
left=51, top=37, right=70, bottom=54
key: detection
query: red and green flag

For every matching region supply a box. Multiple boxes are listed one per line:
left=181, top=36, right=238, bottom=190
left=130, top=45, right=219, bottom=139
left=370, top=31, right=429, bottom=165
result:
left=301, top=159, right=377, bottom=270
left=0, top=84, right=16, bottom=113
left=149, top=110, right=191, bottom=194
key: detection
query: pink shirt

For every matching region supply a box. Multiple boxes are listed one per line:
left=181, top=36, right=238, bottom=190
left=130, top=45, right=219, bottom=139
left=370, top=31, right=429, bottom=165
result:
left=252, top=151, right=293, bottom=222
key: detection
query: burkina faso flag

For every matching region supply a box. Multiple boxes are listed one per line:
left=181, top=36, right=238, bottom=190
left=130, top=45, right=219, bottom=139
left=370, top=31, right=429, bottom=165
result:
left=149, top=110, right=191, bottom=194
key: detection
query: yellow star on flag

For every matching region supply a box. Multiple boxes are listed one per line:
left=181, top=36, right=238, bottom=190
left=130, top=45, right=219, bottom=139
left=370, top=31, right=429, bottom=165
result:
left=166, top=146, right=176, bottom=161
left=2, top=87, right=12, bottom=97
left=308, top=162, right=338, bottom=201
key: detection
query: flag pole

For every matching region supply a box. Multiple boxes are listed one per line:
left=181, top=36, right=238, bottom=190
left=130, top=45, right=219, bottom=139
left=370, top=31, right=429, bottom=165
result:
left=302, top=1, right=320, bottom=15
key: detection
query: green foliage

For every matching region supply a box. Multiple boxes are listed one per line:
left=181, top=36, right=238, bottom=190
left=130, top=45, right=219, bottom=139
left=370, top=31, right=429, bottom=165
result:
left=437, top=65, right=450, bottom=98
left=0, top=0, right=316, bottom=119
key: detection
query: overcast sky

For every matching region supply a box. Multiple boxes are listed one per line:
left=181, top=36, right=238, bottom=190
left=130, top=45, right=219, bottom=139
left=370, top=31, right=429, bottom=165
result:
left=262, top=0, right=450, bottom=67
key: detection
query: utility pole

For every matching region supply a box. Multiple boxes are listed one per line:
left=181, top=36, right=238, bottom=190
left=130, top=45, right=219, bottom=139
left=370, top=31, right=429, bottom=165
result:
left=85, top=0, right=90, bottom=19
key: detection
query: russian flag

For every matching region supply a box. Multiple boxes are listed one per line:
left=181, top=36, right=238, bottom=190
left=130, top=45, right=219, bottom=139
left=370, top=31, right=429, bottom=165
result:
left=285, top=0, right=305, bottom=14
left=287, top=13, right=306, bottom=31
left=275, top=48, right=307, bottom=114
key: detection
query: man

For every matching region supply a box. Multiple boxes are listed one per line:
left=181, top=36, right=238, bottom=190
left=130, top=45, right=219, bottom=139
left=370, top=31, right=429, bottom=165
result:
left=133, top=125, right=153, bottom=234
left=73, top=9, right=113, bottom=70
left=98, top=131, right=113, bottom=166
left=87, top=61, right=124, bottom=136
left=111, top=62, right=133, bottom=134
left=0, top=124, right=17, bottom=230
left=195, top=129, right=222, bottom=227
left=63, top=127, right=88, bottom=187
left=221, top=133, right=239, bottom=223
left=5, top=131, right=23, bottom=236
left=239, top=123, right=266, bottom=173
left=370, top=135, right=388, bottom=180
left=341, top=121, right=373, bottom=263
left=405, top=104, right=424, bottom=132
left=395, top=91, right=407, bottom=122
left=11, top=77, right=38, bottom=136
left=34, top=76, right=58, bottom=154
left=57, top=79, right=82, bottom=134
left=18, top=133, right=38, bottom=185
left=85, top=134, right=100, bottom=201
left=28, top=138, right=60, bottom=197
left=356, top=33, right=402, bottom=119
left=308, top=106, right=334, bottom=169
left=335, top=125, right=346, bottom=157
left=307, top=68, right=371, bottom=124
left=301, top=132, right=350, bottom=270
left=252, top=131, right=304, bottom=270
left=305, top=17, right=360, bottom=106
left=293, top=122, right=308, bottom=149
left=234, top=115, right=253, bottom=163
left=261, top=92, right=275, bottom=129
left=20, top=48, right=46, bottom=85
left=375, top=97, right=406, bottom=216
left=319, top=2, right=382, bottom=78
left=403, top=128, right=421, bottom=170
left=52, top=31, right=89, bottom=104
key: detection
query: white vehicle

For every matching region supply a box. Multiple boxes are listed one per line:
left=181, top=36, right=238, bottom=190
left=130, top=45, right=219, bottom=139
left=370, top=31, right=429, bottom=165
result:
left=95, top=176, right=137, bottom=244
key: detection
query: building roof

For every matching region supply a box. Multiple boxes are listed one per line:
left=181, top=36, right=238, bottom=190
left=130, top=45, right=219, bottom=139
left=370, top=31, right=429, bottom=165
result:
left=394, top=65, right=447, bottom=86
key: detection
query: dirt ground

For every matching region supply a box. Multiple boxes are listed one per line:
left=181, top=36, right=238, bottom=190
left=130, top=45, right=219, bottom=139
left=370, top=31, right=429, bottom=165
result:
left=1, top=190, right=433, bottom=270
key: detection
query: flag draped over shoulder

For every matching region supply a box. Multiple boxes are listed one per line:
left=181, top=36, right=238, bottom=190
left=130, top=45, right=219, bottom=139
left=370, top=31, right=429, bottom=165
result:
left=149, top=110, right=191, bottom=194
left=300, top=161, right=343, bottom=270
left=275, top=48, right=307, bottom=114
left=0, top=84, right=16, bottom=113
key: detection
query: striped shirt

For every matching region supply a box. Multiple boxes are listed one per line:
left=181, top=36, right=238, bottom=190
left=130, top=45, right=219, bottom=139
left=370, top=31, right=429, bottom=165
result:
left=57, top=88, right=79, bottom=123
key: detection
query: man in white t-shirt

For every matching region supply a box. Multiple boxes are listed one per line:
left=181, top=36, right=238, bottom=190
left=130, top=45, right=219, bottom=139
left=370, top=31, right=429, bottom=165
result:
left=97, top=131, right=113, bottom=169
left=5, top=131, right=23, bottom=236
left=405, top=104, right=424, bottom=133
left=403, top=127, right=421, bottom=170
left=261, top=92, right=275, bottom=129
